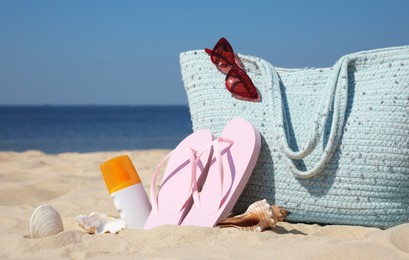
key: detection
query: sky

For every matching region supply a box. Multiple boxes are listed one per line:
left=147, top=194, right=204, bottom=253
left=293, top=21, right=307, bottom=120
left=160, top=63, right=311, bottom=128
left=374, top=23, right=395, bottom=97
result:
left=0, top=0, right=408, bottom=105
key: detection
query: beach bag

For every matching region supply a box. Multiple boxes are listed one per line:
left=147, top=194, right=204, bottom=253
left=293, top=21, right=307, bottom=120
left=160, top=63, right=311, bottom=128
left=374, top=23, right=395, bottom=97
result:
left=180, top=45, right=409, bottom=228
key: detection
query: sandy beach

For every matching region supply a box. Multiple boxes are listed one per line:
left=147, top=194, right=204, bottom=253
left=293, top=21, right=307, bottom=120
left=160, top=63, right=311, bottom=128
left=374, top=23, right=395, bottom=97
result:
left=1, top=150, right=408, bottom=259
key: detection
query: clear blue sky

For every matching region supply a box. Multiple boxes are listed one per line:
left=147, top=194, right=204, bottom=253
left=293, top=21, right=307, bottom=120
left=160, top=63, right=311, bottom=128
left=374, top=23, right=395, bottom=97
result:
left=0, top=0, right=408, bottom=105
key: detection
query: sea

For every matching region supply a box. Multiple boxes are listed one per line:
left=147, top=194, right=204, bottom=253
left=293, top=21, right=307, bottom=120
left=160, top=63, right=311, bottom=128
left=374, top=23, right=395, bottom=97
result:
left=0, top=106, right=193, bottom=154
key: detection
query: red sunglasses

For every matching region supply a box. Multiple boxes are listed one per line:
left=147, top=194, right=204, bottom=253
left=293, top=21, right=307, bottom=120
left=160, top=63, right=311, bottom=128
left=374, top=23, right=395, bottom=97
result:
left=205, top=37, right=259, bottom=101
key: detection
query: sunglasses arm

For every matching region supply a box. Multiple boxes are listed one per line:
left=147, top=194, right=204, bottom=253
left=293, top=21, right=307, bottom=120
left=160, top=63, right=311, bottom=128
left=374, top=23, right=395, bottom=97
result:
left=204, top=48, right=212, bottom=54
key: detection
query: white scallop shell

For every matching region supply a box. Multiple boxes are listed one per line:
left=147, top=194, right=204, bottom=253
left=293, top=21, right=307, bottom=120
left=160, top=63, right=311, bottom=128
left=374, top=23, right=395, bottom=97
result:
left=75, top=212, right=126, bottom=234
left=30, top=205, right=64, bottom=239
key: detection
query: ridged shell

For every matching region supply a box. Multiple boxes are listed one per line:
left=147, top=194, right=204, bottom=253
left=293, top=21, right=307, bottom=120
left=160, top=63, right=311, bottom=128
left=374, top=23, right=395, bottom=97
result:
left=75, top=212, right=126, bottom=234
left=30, top=205, right=64, bottom=239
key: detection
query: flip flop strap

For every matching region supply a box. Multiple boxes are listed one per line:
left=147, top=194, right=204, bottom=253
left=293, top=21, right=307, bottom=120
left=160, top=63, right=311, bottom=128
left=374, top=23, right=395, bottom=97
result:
left=191, top=137, right=234, bottom=209
left=150, top=147, right=197, bottom=214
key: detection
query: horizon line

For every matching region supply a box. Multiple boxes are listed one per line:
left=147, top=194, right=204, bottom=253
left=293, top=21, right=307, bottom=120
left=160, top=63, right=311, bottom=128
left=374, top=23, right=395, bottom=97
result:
left=0, top=103, right=189, bottom=107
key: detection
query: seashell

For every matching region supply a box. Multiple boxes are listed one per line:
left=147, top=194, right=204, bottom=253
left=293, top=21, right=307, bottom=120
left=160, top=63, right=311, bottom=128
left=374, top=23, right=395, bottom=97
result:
left=217, top=199, right=289, bottom=232
left=75, top=212, right=126, bottom=234
left=30, top=205, right=64, bottom=239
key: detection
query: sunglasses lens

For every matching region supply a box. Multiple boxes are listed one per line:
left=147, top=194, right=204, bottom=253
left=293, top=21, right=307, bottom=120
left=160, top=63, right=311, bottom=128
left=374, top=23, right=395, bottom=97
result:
left=225, top=68, right=259, bottom=100
left=211, top=38, right=236, bottom=73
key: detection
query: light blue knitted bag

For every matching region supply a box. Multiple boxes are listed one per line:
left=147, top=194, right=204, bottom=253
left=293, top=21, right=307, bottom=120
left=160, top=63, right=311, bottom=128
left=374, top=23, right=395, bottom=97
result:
left=180, top=45, right=409, bottom=228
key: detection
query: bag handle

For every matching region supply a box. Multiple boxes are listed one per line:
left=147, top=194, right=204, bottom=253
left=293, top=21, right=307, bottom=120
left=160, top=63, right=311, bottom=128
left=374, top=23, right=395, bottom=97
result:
left=271, top=56, right=353, bottom=178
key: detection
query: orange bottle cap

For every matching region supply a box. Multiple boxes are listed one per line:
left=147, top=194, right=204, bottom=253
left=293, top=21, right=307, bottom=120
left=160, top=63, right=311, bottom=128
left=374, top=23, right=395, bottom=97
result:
left=100, top=155, right=141, bottom=194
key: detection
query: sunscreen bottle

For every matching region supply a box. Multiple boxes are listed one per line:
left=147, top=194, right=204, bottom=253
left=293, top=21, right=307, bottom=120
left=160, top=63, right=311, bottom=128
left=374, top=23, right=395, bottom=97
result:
left=100, top=155, right=151, bottom=229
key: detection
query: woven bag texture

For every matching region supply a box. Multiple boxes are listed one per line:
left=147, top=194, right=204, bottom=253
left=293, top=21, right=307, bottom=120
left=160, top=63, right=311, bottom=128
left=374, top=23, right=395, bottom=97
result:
left=180, top=46, right=409, bottom=228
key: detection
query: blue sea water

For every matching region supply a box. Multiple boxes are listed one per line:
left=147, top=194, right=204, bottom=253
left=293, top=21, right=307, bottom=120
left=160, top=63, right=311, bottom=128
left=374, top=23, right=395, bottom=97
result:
left=0, top=106, right=193, bottom=154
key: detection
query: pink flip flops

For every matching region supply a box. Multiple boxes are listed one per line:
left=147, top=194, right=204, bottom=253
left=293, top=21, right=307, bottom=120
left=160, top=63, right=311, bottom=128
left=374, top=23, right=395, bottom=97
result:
left=143, top=129, right=213, bottom=229
left=144, top=117, right=261, bottom=229
left=181, top=117, right=261, bottom=227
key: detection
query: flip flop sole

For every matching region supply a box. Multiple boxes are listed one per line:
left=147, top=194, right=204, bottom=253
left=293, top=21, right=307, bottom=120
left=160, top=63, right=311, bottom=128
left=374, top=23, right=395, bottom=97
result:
left=181, top=117, right=261, bottom=227
left=144, top=129, right=213, bottom=229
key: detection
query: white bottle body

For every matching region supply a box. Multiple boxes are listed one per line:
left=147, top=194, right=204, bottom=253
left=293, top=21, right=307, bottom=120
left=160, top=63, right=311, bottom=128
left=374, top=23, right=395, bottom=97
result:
left=111, top=183, right=151, bottom=229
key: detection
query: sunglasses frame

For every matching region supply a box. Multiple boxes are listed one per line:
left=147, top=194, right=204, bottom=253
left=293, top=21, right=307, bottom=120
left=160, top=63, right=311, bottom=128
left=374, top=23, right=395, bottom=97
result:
left=205, top=37, right=259, bottom=101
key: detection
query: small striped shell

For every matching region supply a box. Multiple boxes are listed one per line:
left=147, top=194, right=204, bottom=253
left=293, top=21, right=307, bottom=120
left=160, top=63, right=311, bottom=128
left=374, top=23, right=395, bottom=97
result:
left=217, top=199, right=288, bottom=232
left=30, top=205, right=64, bottom=239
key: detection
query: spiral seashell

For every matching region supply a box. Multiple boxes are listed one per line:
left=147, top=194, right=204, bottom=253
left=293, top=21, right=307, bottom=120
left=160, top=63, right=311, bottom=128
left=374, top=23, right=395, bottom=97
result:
left=217, top=199, right=289, bottom=232
left=30, top=205, right=64, bottom=239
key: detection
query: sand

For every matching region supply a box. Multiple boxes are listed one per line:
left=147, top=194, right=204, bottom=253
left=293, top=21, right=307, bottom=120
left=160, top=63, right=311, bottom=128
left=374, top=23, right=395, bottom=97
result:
left=0, top=150, right=408, bottom=259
